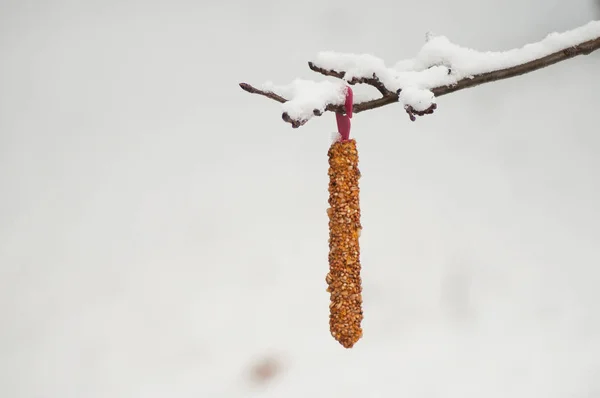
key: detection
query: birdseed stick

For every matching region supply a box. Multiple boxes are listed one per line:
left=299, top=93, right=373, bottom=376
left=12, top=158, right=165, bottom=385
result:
left=326, top=138, right=363, bottom=348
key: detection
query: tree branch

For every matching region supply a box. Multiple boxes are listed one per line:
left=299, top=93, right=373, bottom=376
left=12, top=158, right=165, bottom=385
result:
left=240, top=23, right=600, bottom=128
left=431, top=36, right=600, bottom=96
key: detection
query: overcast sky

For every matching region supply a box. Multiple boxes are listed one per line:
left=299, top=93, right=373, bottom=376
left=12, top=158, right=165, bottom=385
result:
left=1, top=1, right=600, bottom=397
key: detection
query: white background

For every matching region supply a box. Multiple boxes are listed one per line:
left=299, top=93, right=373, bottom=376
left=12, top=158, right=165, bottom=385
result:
left=1, top=1, right=600, bottom=397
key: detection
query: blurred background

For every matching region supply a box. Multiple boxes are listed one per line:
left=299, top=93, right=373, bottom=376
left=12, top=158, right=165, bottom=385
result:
left=1, top=1, right=600, bottom=397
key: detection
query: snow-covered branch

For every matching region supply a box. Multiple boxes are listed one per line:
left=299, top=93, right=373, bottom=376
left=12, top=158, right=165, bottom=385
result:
left=240, top=80, right=348, bottom=128
left=240, top=21, right=600, bottom=128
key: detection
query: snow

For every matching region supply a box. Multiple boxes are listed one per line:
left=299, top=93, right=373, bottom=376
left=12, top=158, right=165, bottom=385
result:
left=281, top=20, right=600, bottom=119
left=398, top=87, right=436, bottom=111
left=330, top=131, right=342, bottom=143
left=262, top=79, right=347, bottom=122
left=395, top=20, right=600, bottom=79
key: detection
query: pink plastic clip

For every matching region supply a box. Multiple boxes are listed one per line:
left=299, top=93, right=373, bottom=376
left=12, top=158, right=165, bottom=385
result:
left=335, top=86, right=353, bottom=141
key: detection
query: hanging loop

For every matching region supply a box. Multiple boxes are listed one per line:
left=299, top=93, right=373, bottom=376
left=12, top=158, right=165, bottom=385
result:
left=335, top=86, right=353, bottom=141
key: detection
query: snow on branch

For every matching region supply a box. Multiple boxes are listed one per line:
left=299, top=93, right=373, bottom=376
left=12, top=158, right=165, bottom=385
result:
left=240, top=21, right=600, bottom=128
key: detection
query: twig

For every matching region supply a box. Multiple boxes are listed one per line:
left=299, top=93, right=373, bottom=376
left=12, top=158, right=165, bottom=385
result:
left=239, top=83, right=287, bottom=103
left=238, top=83, right=342, bottom=128
left=308, top=62, right=393, bottom=96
